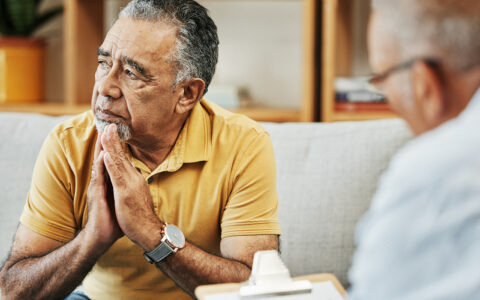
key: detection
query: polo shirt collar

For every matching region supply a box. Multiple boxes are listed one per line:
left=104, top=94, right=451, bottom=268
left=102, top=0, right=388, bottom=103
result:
left=123, top=100, right=211, bottom=174
left=182, top=99, right=212, bottom=164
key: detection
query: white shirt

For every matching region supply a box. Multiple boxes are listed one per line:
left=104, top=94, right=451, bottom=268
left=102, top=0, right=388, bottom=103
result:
left=348, top=88, right=480, bottom=300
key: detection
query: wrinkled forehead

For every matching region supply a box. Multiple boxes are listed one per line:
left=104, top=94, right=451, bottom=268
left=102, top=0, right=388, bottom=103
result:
left=101, top=17, right=178, bottom=63
left=368, top=12, right=401, bottom=72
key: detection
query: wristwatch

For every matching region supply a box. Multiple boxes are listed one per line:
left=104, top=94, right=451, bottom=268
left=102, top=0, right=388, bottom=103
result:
left=143, top=224, right=185, bottom=264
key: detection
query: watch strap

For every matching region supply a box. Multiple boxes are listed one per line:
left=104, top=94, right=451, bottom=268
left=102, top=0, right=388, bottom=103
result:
left=144, top=241, right=174, bottom=264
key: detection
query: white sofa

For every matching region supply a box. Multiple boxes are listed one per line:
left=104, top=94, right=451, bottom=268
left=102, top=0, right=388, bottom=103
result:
left=0, top=112, right=412, bottom=291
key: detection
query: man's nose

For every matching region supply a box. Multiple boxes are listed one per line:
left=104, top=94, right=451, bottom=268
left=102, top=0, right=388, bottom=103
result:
left=98, top=70, right=122, bottom=100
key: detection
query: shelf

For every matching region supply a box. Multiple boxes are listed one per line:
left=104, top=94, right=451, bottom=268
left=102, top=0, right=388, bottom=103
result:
left=320, top=0, right=396, bottom=122
left=335, top=102, right=392, bottom=112
left=0, top=103, right=299, bottom=122
left=331, top=102, right=397, bottom=121
left=232, top=107, right=300, bottom=122
left=0, top=103, right=90, bottom=115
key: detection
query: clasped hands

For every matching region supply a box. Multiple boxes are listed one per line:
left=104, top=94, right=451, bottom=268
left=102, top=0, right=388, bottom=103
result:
left=86, top=124, right=163, bottom=253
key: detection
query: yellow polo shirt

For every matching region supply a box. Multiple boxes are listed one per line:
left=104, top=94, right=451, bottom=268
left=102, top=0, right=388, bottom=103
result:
left=20, top=99, right=280, bottom=300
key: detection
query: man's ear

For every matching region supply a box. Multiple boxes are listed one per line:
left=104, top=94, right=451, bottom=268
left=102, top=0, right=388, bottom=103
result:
left=411, top=61, right=446, bottom=128
left=175, top=78, right=206, bottom=114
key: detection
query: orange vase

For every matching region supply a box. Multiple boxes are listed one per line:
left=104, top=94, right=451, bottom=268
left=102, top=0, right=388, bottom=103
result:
left=0, top=37, right=45, bottom=103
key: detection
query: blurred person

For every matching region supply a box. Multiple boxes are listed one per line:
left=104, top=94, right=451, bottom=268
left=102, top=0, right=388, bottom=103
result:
left=348, top=0, right=480, bottom=299
left=0, top=1, right=280, bottom=299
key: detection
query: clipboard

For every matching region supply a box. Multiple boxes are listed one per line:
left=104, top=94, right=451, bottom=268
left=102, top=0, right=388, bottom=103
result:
left=195, top=274, right=346, bottom=300
left=195, top=251, right=346, bottom=300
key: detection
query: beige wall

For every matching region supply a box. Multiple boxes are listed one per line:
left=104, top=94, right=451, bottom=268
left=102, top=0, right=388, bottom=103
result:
left=198, top=1, right=303, bottom=109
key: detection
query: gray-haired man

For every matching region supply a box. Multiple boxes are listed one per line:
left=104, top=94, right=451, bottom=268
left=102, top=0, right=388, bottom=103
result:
left=0, top=1, right=280, bottom=299
left=349, top=0, right=480, bottom=299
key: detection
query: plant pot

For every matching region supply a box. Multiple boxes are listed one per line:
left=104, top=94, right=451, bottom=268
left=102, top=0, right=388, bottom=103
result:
left=0, top=37, right=45, bottom=103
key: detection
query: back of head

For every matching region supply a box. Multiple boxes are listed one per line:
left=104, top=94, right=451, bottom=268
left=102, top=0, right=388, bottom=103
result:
left=371, top=0, right=480, bottom=70
left=119, top=0, right=219, bottom=94
left=369, top=0, right=480, bottom=135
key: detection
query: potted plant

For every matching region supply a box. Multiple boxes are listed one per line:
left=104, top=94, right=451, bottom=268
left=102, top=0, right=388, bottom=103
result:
left=0, top=0, right=62, bottom=103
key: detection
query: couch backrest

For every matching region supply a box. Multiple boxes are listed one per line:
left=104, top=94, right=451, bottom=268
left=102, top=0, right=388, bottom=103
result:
left=0, top=112, right=412, bottom=289
left=263, top=119, right=412, bottom=286
left=0, top=112, right=71, bottom=265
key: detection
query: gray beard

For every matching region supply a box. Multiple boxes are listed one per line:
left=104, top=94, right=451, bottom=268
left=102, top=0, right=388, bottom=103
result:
left=94, top=115, right=132, bottom=141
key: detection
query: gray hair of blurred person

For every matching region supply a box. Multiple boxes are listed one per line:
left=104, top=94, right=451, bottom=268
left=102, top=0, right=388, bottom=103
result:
left=371, top=0, right=480, bottom=71
left=119, top=0, right=219, bottom=95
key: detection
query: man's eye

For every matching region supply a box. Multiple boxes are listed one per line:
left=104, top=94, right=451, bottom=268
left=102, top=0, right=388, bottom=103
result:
left=126, top=69, right=137, bottom=79
left=98, top=60, right=109, bottom=68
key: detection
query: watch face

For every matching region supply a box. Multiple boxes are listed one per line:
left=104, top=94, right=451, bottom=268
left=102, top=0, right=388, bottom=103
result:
left=165, top=224, right=185, bottom=248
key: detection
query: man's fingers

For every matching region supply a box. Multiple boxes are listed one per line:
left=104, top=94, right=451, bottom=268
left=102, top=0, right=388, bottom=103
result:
left=91, top=150, right=105, bottom=184
left=101, top=124, right=131, bottom=176
left=94, top=132, right=103, bottom=160
left=108, top=124, right=124, bottom=153
left=104, top=152, right=125, bottom=187
left=96, top=151, right=105, bottom=179
left=102, top=124, right=126, bottom=157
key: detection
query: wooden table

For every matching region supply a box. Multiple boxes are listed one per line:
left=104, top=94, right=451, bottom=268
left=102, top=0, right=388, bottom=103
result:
left=195, top=273, right=346, bottom=299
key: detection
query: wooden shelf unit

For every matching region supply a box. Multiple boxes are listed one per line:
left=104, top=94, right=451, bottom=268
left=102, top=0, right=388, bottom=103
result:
left=0, top=1, right=310, bottom=122
left=320, top=0, right=397, bottom=122
left=0, top=0, right=396, bottom=123
left=330, top=103, right=396, bottom=121
left=0, top=0, right=314, bottom=123
left=64, top=0, right=104, bottom=106
left=0, top=103, right=90, bottom=116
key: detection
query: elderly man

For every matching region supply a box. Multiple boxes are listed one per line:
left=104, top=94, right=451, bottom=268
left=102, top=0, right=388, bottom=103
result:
left=349, top=0, right=480, bottom=299
left=0, top=1, right=280, bottom=299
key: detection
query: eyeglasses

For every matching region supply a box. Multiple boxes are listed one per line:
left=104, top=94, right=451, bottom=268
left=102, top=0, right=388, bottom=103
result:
left=368, top=58, right=438, bottom=93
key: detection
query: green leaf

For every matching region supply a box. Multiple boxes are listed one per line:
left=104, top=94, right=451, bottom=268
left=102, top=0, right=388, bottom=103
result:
left=6, top=0, right=36, bottom=36
left=29, top=6, right=63, bottom=35
left=0, top=0, right=62, bottom=36
left=0, top=0, right=12, bottom=35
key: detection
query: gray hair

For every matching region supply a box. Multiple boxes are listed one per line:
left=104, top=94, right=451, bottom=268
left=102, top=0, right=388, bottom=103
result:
left=94, top=115, right=132, bottom=141
left=371, top=0, right=480, bottom=70
left=119, top=0, right=219, bottom=94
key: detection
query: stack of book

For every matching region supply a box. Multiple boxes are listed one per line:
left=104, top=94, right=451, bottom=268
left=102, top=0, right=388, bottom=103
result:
left=335, top=77, right=385, bottom=103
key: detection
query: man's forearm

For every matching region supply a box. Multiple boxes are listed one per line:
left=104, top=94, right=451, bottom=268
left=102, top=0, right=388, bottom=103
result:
left=156, top=241, right=251, bottom=297
left=0, top=230, right=104, bottom=300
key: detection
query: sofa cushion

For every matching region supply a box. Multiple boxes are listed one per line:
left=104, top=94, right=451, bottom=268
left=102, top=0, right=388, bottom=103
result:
left=0, top=112, right=71, bottom=264
left=263, top=118, right=412, bottom=287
